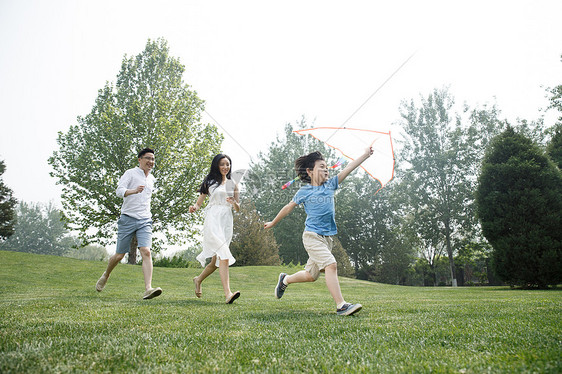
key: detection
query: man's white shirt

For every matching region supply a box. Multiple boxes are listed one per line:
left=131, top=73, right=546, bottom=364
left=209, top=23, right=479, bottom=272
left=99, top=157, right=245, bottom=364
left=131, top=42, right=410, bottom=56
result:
left=116, top=167, right=155, bottom=219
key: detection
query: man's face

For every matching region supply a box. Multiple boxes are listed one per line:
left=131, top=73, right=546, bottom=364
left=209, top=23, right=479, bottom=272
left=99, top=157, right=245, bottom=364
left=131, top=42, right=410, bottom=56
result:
left=139, top=152, right=155, bottom=172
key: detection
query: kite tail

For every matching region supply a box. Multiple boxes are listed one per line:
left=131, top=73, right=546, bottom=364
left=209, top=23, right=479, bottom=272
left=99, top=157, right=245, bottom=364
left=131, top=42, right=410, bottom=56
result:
left=281, top=176, right=299, bottom=190
left=330, top=157, right=346, bottom=169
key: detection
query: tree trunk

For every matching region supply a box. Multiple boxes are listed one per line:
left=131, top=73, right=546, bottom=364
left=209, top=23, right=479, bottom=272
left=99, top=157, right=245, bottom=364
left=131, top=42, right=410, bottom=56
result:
left=444, top=221, right=457, bottom=287
left=127, top=235, right=138, bottom=265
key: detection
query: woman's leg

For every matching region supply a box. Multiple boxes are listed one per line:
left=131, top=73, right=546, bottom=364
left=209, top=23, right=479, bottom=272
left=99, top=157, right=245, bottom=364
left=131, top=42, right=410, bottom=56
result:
left=193, top=255, right=218, bottom=297
left=218, top=258, right=233, bottom=299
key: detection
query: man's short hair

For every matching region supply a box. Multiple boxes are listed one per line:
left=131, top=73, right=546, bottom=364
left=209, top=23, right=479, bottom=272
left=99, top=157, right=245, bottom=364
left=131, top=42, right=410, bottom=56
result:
left=138, top=148, right=155, bottom=158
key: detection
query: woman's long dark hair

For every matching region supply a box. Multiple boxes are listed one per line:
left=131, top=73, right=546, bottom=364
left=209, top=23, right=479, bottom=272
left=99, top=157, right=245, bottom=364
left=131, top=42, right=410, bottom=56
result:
left=198, top=154, right=232, bottom=194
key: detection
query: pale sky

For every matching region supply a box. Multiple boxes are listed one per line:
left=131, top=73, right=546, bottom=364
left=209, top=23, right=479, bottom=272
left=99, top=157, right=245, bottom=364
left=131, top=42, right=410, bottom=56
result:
left=1, top=0, right=561, bottom=206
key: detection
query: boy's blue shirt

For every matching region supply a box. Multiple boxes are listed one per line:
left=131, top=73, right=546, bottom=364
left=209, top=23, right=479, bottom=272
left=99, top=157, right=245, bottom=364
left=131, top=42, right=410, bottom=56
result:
left=292, top=176, right=339, bottom=236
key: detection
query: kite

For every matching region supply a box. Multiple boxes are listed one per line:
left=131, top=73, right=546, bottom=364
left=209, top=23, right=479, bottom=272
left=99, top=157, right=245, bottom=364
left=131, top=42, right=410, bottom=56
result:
left=293, top=127, right=395, bottom=194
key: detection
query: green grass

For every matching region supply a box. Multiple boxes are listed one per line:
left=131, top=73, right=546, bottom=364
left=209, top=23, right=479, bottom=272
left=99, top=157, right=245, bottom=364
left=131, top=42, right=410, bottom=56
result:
left=0, top=251, right=560, bottom=373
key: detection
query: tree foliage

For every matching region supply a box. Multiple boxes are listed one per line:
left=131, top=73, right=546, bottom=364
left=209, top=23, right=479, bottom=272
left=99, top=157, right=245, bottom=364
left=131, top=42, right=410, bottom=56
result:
left=230, top=201, right=281, bottom=266
left=0, top=202, right=78, bottom=256
left=0, top=160, right=17, bottom=241
left=65, top=244, right=108, bottom=262
left=476, top=127, right=562, bottom=288
left=48, top=38, right=222, bottom=252
left=546, top=124, right=562, bottom=169
left=331, top=237, right=355, bottom=278
left=397, top=88, right=512, bottom=286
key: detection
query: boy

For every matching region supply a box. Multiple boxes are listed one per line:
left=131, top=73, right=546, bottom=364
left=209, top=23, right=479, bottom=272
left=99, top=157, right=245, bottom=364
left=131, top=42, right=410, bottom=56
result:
left=264, top=147, right=373, bottom=315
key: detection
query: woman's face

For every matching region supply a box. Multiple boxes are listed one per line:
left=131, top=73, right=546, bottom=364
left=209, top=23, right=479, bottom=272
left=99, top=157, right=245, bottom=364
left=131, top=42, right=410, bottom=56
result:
left=218, top=157, right=231, bottom=177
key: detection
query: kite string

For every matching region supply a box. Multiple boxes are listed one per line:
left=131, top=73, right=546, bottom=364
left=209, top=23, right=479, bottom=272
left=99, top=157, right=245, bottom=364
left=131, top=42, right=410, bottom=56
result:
left=324, top=50, right=417, bottom=144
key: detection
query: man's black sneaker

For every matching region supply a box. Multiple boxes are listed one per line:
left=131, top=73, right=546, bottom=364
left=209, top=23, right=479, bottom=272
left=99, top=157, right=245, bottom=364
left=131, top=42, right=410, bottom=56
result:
left=336, top=303, right=362, bottom=316
left=275, top=273, right=288, bottom=299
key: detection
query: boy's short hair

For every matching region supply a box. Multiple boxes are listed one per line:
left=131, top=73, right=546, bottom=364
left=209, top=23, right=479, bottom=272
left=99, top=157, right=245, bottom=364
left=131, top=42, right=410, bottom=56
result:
left=295, top=151, right=324, bottom=183
left=138, top=148, right=155, bottom=158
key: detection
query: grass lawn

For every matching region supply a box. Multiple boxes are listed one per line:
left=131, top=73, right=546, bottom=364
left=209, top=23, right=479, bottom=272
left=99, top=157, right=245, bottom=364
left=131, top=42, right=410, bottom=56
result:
left=0, top=250, right=560, bottom=373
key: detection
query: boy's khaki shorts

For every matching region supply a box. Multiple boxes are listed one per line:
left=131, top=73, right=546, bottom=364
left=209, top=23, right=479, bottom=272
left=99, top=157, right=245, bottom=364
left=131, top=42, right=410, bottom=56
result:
left=302, top=231, right=337, bottom=280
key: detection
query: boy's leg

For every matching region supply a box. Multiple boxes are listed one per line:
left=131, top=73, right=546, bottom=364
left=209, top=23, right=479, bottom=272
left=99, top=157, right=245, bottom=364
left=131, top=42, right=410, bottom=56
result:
left=275, top=270, right=315, bottom=299
left=286, top=270, right=315, bottom=284
left=324, top=263, right=344, bottom=306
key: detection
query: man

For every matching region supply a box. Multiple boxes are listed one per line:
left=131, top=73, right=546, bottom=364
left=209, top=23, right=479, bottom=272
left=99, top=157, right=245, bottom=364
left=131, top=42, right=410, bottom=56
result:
left=96, top=148, right=162, bottom=299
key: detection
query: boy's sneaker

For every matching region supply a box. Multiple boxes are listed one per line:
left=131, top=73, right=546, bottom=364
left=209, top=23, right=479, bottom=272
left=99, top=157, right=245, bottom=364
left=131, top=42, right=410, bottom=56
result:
left=336, top=303, right=362, bottom=316
left=275, top=273, right=288, bottom=299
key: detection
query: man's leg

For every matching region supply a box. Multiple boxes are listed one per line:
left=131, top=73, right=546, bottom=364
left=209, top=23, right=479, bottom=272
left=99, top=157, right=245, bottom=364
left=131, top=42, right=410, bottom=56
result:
left=139, top=246, right=153, bottom=291
left=96, top=252, right=126, bottom=292
left=139, top=246, right=162, bottom=299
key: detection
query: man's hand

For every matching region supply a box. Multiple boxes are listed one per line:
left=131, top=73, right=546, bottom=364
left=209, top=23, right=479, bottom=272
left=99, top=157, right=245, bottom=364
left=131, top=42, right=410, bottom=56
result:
left=263, top=221, right=275, bottom=229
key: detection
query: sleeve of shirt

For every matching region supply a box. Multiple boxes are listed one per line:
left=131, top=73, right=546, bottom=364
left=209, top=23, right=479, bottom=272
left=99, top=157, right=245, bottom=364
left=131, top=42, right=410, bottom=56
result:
left=327, top=175, right=339, bottom=190
left=292, top=189, right=305, bottom=205
left=116, top=170, right=131, bottom=198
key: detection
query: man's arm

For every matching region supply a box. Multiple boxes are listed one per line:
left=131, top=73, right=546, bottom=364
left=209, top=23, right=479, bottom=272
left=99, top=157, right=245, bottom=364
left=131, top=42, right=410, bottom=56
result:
left=264, top=201, right=298, bottom=229
left=116, top=170, right=145, bottom=198
left=337, top=147, right=373, bottom=184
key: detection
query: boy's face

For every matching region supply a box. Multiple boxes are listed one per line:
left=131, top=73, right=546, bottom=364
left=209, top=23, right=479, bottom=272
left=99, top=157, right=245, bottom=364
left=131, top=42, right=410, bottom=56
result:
left=307, top=159, right=328, bottom=185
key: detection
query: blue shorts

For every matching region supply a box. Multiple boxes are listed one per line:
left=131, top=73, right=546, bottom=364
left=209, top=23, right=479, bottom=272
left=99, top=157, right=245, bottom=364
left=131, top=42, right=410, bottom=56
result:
left=116, top=214, right=153, bottom=254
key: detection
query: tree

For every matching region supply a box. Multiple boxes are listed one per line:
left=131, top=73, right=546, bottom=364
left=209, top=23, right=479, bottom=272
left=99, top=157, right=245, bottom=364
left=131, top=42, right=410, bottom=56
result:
left=476, top=127, right=562, bottom=288
left=331, top=237, right=355, bottom=278
left=65, top=244, right=108, bottom=261
left=0, top=160, right=17, bottom=241
left=49, top=38, right=222, bottom=262
left=335, top=173, right=395, bottom=274
left=0, top=202, right=79, bottom=256
left=546, top=124, right=562, bottom=169
left=399, top=88, right=481, bottom=287
left=230, top=201, right=281, bottom=266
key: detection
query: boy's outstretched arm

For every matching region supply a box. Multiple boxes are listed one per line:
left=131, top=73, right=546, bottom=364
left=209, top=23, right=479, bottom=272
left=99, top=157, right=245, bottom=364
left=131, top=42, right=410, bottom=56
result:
left=264, top=201, right=298, bottom=229
left=338, top=147, right=373, bottom=184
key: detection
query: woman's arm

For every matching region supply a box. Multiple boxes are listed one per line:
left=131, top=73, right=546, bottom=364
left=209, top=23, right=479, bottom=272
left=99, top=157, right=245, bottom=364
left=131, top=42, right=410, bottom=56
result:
left=264, top=201, right=298, bottom=229
left=227, top=184, right=240, bottom=212
left=189, top=193, right=207, bottom=213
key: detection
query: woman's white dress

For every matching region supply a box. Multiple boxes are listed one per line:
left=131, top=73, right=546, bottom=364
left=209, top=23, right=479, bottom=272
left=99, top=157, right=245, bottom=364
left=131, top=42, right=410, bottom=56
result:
left=196, top=182, right=236, bottom=267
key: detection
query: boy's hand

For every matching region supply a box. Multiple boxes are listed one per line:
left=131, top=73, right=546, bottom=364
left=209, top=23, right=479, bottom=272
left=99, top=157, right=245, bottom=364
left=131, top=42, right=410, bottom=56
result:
left=263, top=221, right=275, bottom=229
left=188, top=205, right=198, bottom=213
left=364, top=146, right=374, bottom=158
